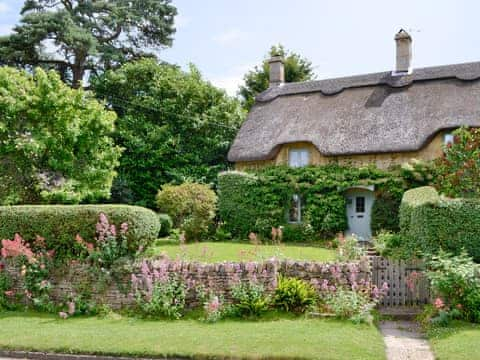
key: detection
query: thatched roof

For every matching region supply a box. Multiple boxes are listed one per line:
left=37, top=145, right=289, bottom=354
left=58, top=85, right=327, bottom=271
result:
left=228, top=61, right=480, bottom=162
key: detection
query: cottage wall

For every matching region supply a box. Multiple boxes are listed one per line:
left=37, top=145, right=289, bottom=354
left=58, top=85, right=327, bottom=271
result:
left=236, top=132, right=445, bottom=171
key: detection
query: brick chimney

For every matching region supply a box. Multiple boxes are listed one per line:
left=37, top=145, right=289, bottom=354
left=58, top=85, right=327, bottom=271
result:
left=268, top=55, right=285, bottom=86
left=393, top=29, right=412, bottom=75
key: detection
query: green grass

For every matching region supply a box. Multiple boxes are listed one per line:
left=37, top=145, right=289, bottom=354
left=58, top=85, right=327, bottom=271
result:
left=0, top=312, right=385, bottom=360
left=146, top=240, right=336, bottom=263
left=427, top=321, right=480, bottom=360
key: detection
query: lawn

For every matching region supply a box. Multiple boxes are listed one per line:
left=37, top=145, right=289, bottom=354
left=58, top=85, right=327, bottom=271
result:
left=0, top=312, right=385, bottom=360
left=146, top=240, right=336, bottom=263
left=427, top=321, right=480, bottom=360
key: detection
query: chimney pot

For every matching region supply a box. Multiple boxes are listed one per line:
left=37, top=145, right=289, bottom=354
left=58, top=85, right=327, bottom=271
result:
left=393, top=29, right=412, bottom=75
left=268, top=56, right=285, bottom=86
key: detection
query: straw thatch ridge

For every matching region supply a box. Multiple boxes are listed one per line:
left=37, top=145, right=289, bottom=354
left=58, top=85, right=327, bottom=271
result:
left=228, top=61, right=480, bottom=162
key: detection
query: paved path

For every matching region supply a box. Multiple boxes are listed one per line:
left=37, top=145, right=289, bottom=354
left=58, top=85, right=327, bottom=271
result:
left=379, top=320, right=435, bottom=360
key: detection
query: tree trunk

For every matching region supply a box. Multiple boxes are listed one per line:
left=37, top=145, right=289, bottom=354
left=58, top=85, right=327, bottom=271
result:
left=71, top=64, right=84, bottom=89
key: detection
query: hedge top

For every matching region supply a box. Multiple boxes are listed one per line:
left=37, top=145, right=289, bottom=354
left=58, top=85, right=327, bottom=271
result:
left=0, top=205, right=160, bottom=259
left=401, top=186, right=440, bottom=207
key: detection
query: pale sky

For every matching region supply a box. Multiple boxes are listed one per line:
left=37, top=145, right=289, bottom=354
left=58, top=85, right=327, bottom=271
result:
left=0, top=0, right=479, bottom=95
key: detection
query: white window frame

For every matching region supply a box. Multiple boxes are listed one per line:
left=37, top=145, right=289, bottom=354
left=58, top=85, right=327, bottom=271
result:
left=288, top=194, right=302, bottom=223
left=444, top=133, right=455, bottom=146
left=288, top=148, right=310, bottom=168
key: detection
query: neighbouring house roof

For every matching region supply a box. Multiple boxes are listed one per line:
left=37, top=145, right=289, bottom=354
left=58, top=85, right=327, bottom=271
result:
left=228, top=61, right=480, bottom=162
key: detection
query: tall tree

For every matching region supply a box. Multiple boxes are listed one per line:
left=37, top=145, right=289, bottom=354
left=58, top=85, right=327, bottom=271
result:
left=239, top=45, right=316, bottom=110
left=0, top=67, right=122, bottom=205
left=0, top=0, right=177, bottom=88
left=92, top=59, right=245, bottom=208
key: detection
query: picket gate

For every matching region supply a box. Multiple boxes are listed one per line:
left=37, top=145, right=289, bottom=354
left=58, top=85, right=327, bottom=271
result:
left=370, top=256, right=430, bottom=307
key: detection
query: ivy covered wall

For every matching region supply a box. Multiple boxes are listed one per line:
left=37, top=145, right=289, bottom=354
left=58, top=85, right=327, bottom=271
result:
left=218, top=165, right=418, bottom=241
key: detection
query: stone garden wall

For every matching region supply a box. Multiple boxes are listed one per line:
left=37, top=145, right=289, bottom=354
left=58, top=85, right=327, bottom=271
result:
left=5, top=258, right=370, bottom=309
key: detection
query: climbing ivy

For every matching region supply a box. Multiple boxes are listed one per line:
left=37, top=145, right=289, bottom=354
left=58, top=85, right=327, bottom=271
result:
left=218, top=165, right=412, bottom=241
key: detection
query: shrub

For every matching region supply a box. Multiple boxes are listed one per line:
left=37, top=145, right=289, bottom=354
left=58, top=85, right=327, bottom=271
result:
left=435, top=127, right=480, bottom=198
left=158, top=213, right=173, bottom=237
left=325, top=289, right=374, bottom=323
left=372, top=231, right=404, bottom=257
left=230, top=282, right=270, bottom=317
left=399, top=186, right=480, bottom=261
left=218, top=166, right=409, bottom=240
left=0, top=205, right=160, bottom=260
left=156, top=183, right=217, bottom=241
left=335, top=234, right=366, bottom=262
left=273, top=276, right=316, bottom=313
left=371, top=191, right=402, bottom=234
left=426, top=251, right=480, bottom=323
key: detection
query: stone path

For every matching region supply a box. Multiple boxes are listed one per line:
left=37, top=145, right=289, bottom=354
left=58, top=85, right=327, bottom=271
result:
left=379, top=320, right=435, bottom=360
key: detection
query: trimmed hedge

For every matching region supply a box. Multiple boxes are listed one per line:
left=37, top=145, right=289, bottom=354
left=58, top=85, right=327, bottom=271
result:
left=0, top=205, right=160, bottom=259
left=218, top=166, right=407, bottom=240
left=400, top=186, right=480, bottom=261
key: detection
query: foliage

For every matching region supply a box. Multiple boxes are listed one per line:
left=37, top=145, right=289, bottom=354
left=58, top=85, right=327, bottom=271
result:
left=230, top=282, right=270, bottom=317
left=133, top=261, right=187, bottom=319
left=0, top=67, right=121, bottom=204
left=218, top=166, right=408, bottom=240
left=435, top=127, right=480, bottom=198
left=0, top=0, right=177, bottom=87
left=92, top=59, right=245, bottom=207
left=399, top=186, right=480, bottom=261
left=273, top=276, right=316, bottom=313
left=0, top=205, right=160, bottom=261
left=0, top=262, right=13, bottom=311
left=158, top=214, right=173, bottom=237
left=156, top=183, right=217, bottom=242
left=335, top=234, right=366, bottom=262
left=239, top=44, right=315, bottom=110
left=426, top=252, right=480, bottom=323
left=81, top=213, right=130, bottom=269
left=371, top=190, right=402, bottom=234
left=1, top=234, right=56, bottom=312
left=202, top=294, right=226, bottom=323
left=325, top=289, right=375, bottom=323
left=371, top=231, right=403, bottom=257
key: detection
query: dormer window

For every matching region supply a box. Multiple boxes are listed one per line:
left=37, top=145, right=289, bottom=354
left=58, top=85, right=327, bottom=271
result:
left=288, top=149, right=310, bottom=167
left=444, top=133, right=455, bottom=146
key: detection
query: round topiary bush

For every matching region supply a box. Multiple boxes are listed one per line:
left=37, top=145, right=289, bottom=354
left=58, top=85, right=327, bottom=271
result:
left=156, top=183, right=217, bottom=241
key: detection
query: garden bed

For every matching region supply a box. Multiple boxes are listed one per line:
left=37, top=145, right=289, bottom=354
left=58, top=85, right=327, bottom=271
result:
left=0, top=312, right=386, bottom=360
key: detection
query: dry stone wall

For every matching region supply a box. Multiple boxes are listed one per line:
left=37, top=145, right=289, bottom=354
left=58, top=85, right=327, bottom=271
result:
left=5, top=258, right=370, bottom=309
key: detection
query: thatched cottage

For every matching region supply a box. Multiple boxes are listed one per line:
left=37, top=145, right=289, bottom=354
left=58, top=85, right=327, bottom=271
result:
left=228, top=29, right=480, bottom=239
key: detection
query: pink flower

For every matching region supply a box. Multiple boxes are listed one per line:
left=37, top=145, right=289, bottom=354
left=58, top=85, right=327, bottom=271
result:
left=120, top=222, right=129, bottom=234
left=58, top=312, right=68, bottom=319
left=4, top=290, right=14, bottom=297
left=110, top=224, right=117, bottom=237
left=1, top=234, right=34, bottom=260
left=434, top=297, right=444, bottom=310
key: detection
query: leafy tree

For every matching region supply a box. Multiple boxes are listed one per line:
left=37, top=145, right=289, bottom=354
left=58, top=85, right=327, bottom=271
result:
left=92, top=59, right=245, bottom=208
left=239, top=45, right=316, bottom=110
left=435, top=127, right=480, bottom=198
left=0, top=0, right=177, bottom=88
left=0, top=66, right=122, bottom=204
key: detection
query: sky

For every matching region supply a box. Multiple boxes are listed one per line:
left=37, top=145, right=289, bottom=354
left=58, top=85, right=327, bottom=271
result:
left=0, top=0, right=479, bottom=96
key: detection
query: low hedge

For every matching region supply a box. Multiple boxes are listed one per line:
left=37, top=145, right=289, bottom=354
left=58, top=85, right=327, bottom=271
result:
left=399, top=186, right=480, bottom=261
left=0, top=205, right=160, bottom=259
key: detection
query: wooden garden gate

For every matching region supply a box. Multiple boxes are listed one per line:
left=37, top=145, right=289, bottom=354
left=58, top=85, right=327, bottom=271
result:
left=371, top=256, right=430, bottom=307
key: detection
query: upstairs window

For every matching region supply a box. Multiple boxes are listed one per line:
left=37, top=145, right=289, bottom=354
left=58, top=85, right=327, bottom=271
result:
left=444, top=133, right=455, bottom=146
left=288, top=149, right=310, bottom=167
left=288, top=194, right=302, bottom=223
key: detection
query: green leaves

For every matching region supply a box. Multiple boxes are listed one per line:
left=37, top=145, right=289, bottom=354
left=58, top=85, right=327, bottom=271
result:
left=0, top=0, right=177, bottom=87
left=0, top=67, right=122, bottom=204
left=239, top=45, right=316, bottom=110
left=92, top=59, right=245, bottom=208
